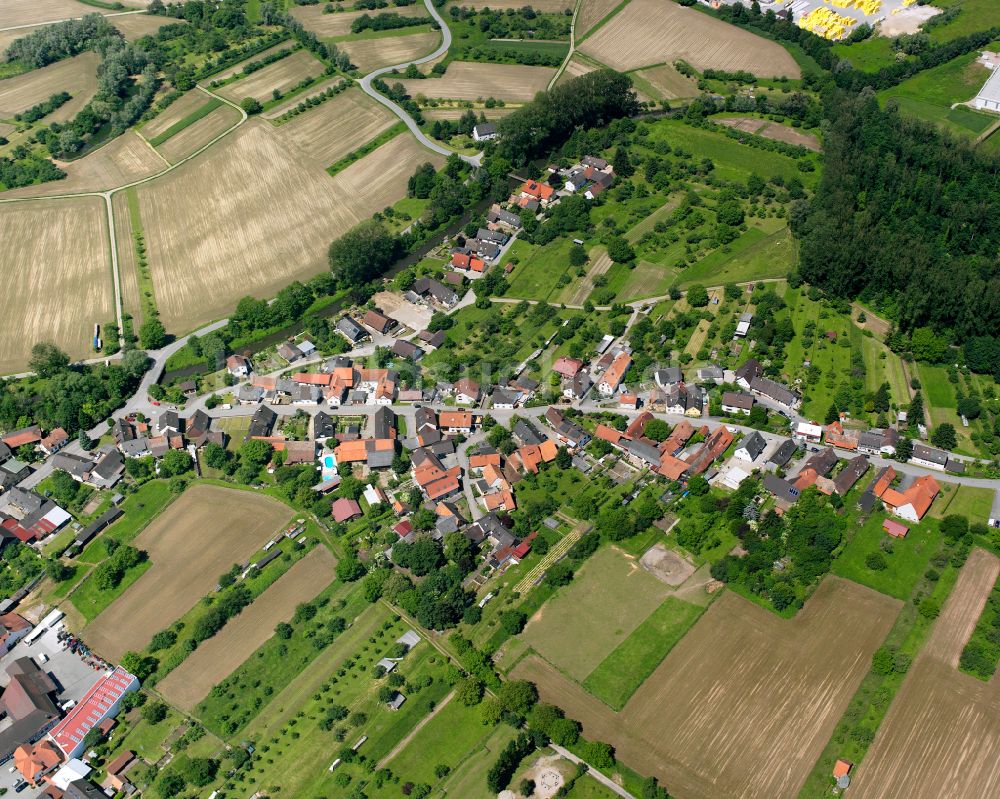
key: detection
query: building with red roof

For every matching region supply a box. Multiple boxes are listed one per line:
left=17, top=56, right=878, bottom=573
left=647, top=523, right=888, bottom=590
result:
left=880, top=475, right=940, bottom=522
left=519, top=180, right=555, bottom=203
left=331, top=498, right=362, bottom=523
left=552, top=357, right=584, bottom=378
left=49, top=667, right=138, bottom=760
left=882, top=519, right=909, bottom=538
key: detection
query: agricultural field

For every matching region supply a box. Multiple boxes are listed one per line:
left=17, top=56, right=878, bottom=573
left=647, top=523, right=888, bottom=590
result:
left=290, top=3, right=429, bottom=38
left=398, top=61, right=555, bottom=101
left=521, top=547, right=673, bottom=682
left=135, top=121, right=440, bottom=333
left=111, top=191, right=144, bottom=324
left=925, top=0, right=1000, bottom=43
left=454, top=0, right=571, bottom=8
left=576, top=0, right=624, bottom=38
left=155, top=103, right=241, bottom=164
left=514, top=577, right=900, bottom=799
left=84, top=484, right=292, bottom=662
left=879, top=45, right=999, bottom=138
left=579, top=0, right=800, bottom=77
left=217, top=49, right=326, bottom=104
left=0, top=197, right=113, bottom=374
left=631, top=63, right=699, bottom=101
left=557, top=55, right=600, bottom=84
left=3, top=131, right=164, bottom=198
left=275, top=87, right=396, bottom=165
left=850, top=549, right=1000, bottom=799
left=0, top=51, right=99, bottom=123
left=111, top=12, right=177, bottom=41
left=422, top=105, right=517, bottom=121
left=341, top=30, right=440, bottom=73
left=716, top=116, right=821, bottom=151
left=158, top=545, right=336, bottom=710
left=0, top=0, right=140, bottom=29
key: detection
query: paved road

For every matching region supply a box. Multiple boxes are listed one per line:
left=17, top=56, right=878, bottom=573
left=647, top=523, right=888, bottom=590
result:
left=357, top=0, right=482, bottom=166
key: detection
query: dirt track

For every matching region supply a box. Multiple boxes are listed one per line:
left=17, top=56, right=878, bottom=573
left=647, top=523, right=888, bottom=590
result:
left=514, top=577, right=899, bottom=799
left=850, top=549, right=1000, bottom=799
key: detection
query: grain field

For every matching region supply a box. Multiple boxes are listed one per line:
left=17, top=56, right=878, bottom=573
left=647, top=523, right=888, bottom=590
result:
left=290, top=4, right=428, bottom=38
left=398, top=61, right=554, bottom=101
left=0, top=52, right=99, bottom=121
left=577, top=0, right=623, bottom=38
left=157, top=546, right=336, bottom=710
left=111, top=191, right=143, bottom=326
left=580, top=0, right=800, bottom=77
left=140, top=89, right=212, bottom=141
left=137, top=121, right=442, bottom=333
left=275, top=87, right=396, bottom=165
left=85, top=485, right=292, bottom=662
left=513, top=577, right=899, bottom=799
left=217, top=49, right=326, bottom=104
left=155, top=103, right=241, bottom=164
left=341, top=30, right=439, bottom=73
left=634, top=62, right=699, bottom=99
left=2, top=0, right=102, bottom=28
left=0, top=197, right=113, bottom=374
left=2, top=131, right=164, bottom=198
left=850, top=549, right=1000, bottom=799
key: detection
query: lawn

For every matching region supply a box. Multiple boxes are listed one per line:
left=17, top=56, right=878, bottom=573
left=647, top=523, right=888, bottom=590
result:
left=564, top=775, right=622, bottom=799
left=75, top=480, right=176, bottom=565
left=504, top=237, right=577, bottom=301
left=583, top=596, right=705, bottom=709
left=832, top=36, right=897, bottom=71
left=436, top=724, right=520, bottom=799
left=832, top=513, right=943, bottom=601
left=927, top=0, right=1000, bottom=43
left=72, top=557, right=153, bottom=623
left=934, top=485, right=996, bottom=522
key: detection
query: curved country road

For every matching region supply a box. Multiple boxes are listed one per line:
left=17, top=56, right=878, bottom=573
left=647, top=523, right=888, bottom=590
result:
left=358, top=0, right=482, bottom=166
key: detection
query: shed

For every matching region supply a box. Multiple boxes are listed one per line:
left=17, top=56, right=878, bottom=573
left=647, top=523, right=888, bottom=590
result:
left=882, top=519, right=909, bottom=538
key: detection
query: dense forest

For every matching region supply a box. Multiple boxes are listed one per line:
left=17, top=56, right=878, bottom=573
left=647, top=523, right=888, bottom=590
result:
left=791, top=90, right=1000, bottom=340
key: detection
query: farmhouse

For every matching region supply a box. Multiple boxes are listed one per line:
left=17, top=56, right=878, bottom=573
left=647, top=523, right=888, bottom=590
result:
left=0, top=488, right=71, bottom=542
left=564, top=372, right=592, bottom=400
left=749, top=376, right=800, bottom=409
left=721, top=391, right=754, bottom=415
left=878, top=474, right=941, bottom=522
left=50, top=667, right=138, bottom=760
left=825, top=421, right=859, bottom=451
left=439, top=411, right=473, bottom=434
left=544, top=407, right=590, bottom=449
left=39, top=428, right=68, bottom=456
left=910, top=442, right=949, bottom=471
left=858, top=427, right=898, bottom=456
left=662, top=383, right=706, bottom=416
left=13, top=740, right=62, bottom=786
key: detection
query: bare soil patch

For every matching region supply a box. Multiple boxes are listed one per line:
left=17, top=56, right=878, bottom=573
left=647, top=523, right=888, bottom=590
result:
left=580, top=0, right=800, bottom=77
left=2, top=131, right=163, bottom=198
left=140, top=89, right=212, bottom=141
left=0, top=51, right=99, bottom=121
left=513, top=577, right=899, bottom=799
left=157, top=546, right=336, bottom=710
left=879, top=5, right=940, bottom=36
left=0, top=196, right=113, bottom=374
left=217, top=49, right=326, bottom=104
left=84, top=484, right=293, bottom=663
left=275, top=87, right=396, bottom=165
left=400, top=61, right=554, bottom=101
left=634, top=62, right=699, bottom=99
left=640, top=543, right=695, bottom=587
left=850, top=549, right=1000, bottom=799
left=290, top=4, right=428, bottom=38
left=137, top=121, right=442, bottom=333
left=716, top=116, right=820, bottom=151
left=372, top=292, right=432, bottom=332
left=155, top=103, right=241, bottom=164
left=341, top=30, right=440, bottom=73
left=556, top=55, right=598, bottom=86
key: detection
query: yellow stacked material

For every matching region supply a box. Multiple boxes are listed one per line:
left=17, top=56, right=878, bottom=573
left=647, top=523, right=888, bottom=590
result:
left=799, top=7, right=856, bottom=39
left=856, top=0, right=881, bottom=15
left=902, top=0, right=918, bottom=6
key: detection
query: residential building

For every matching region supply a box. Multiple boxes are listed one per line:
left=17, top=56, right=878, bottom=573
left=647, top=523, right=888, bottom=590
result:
left=793, top=421, right=823, bottom=444
left=833, top=454, right=870, bottom=496
left=734, top=312, right=753, bottom=338
left=763, top=474, right=800, bottom=507
left=336, top=317, right=367, bottom=345
left=454, top=378, right=481, bottom=405
left=362, top=310, right=396, bottom=335
left=331, top=498, right=362, bottom=523
left=472, top=123, right=498, bottom=141
left=735, top=359, right=763, bottom=389
left=553, top=357, right=584, bottom=379
left=413, top=277, right=458, bottom=308
left=598, top=352, right=632, bottom=395
left=734, top=432, right=766, bottom=462
left=721, top=391, right=754, bottom=415
left=749, top=376, right=801, bottom=409
left=246, top=405, right=277, bottom=439
left=878, top=474, right=941, bottom=522
left=767, top=439, right=797, bottom=470
left=654, top=367, right=683, bottom=388
left=226, top=354, right=252, bottom=377
left=910, top=442, right=949, bottom=471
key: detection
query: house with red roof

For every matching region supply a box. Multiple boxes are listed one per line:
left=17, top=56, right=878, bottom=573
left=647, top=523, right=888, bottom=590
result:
left=331, top=498, right=362, bottom=523
left=518, top=180, right=555, bottom=204
left=552, top=357, right=584, bottom=378
left=879, top=474, right=940, bottom=522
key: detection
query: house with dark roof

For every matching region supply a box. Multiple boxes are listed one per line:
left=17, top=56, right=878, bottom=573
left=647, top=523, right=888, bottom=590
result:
left=336, top=317, right=367, bottom=345
left=413, top=278, right=458, bottom=308
left=277, top=341, right=303, bottom=362
left=472, top=123, right=498, bottom=141
left=391, top=340, right=424, bottom=361
left=721, top=391, right=754, bottom=415
left=246, top=405, right=278, bottom=440
left=763, top=474, right=800, bottom=507
left=734, top=432, right=766, bottom=463
left=910, top=442, right=949, bottom=471
left=362, top=310, right=396, bottom=335
left=735, top=358, right=763, bottom=389
left=833, top=454, right=870, bottom=496
left=767, top=439, right=797, bottom=470
left=313, top=412, right=336, bottom=442
left=0, top=657, right=59, bottom=762
left=749, top=376, right=801, bottom=409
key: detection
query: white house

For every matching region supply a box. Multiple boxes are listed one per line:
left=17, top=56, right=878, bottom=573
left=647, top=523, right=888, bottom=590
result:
left=793, top=421, right=823, bottom=444
left=734, top=431, right=767, bottom=463
left=472, top=123, right=498, bottom=142
left=910, top=442, right=949, bottom=471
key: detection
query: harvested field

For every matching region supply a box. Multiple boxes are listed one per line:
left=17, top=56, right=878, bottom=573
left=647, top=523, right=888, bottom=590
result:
left=290, top=3, right=428, bottom=38
left=634, top=62, right=699, bottom=99
left=2, top=131, right=164, bottom=198
left=140, top=89, right=212, bottom=141
left=217, top=49, right=325, bottom=104
left=717, top=116, right=820, bottom=151
left=422, top=105, right=518, bottom=120
left=577, top=0, right=623, bottom=38
left=157, top=546, right=336, bottom=710
left=399, top=61, right=554, bottom=101
left=275, top=87, right=395, bottom=165
left=522, top=547, right=671, bottom=682
left=851, top=549, right=1000, bottom=799
left=454, top=0, right=570, bottom=8
left=0, top=51, right=99, bottom=121
left=0, top=196, right=113, bottom=374
left=0, top=0, right=102, bottom=28
left=341, top=30, right=439, bottom=73
left=205, top=42, right=297, bottom=83
left=84, top=484, right=292, bottom=663
left=513, top=577, right=899, bottom=799
left=579, top=0, right=800, bottom=77
left=155, top=103, right=241, bottom=164
left=110, top=12, right=176, bottom=40
left=137, top=121, right=442, bottom=332
left=556, top=55, right=598, bottom=85
left=262, top=76, right=341, bottom=118
left=111, top=191, right=143, bottom=325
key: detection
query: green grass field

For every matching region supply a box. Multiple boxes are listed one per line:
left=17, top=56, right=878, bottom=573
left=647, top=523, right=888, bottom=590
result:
left=933, top=485, right=996, bottom=522
left=436, top=724, right=520, bottom=799
left=676, top=221, right=794, bottom=289
left=76, top=481, right=176, bottom=565
left=72, top=558, right=152, bottom=623
left=645, top=119, right=820, bottom=186
left=504, top=238, right=576, bottom=301
left=914, top=362, right=978, bottom=453
left=927, top=0, right=1000, bottom=43
left=582, top=596, right=705, bottom=709
left=832, top=514, right=943, bottom=600
left=832, top=36, right=898, bottom=72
